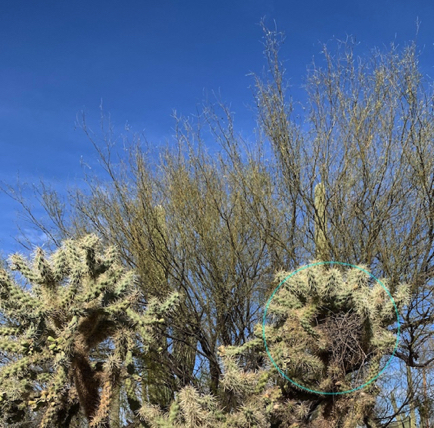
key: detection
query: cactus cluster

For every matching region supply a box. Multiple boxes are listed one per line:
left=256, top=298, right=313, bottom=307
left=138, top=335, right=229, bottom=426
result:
left=0, top=188, right=411, bottom=427
left=266, top=263, right=409, bottom=391
left=0, top=234, right=179, bottom=427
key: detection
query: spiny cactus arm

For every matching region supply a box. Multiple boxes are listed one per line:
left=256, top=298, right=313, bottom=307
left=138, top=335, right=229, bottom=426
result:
left=0, top=326, right=21, bottom=337
left=33, top=247, right=55, bottom=288
left=305, top=269, right=321, bottom=297
left=126, top=292, right=180, bottom=332
left=146, top=291, right=180, bottom=317
left=98, top=275, right=137, bottom=313
left=223, top=337, right=264, bottom=359
left=178, top=385, right=212, bottom=427
left=394, top=281, right=411, bottom=307
left=89, top=355, right=121, bottom=428
left=360, top=356, right=382, bottom=390
left=63, top=239, right=84, bottom=265
left=351, top=288, right=375, bottom=319
left=288, top=350, right=325, bottom=382
left=22, top=321, right=41, bottom=341
left=321, top=267, right=343, bottom=297
left=346, top=264, right=370, bottom=290
left=332, top=282, right=352, bottom=310
left=219, top=353, right=259, bottom=400
left=0, top=373, right=33, bottom=403
left=44, top=315, right=79, bottom=357
left=78, top=264, right=131, bottom=305
left=0, top=338, right=32, bottom=354
left=103, top=297, right=133, bottom=318
left=0, top=355, right=32, bottom=380
left=124, top=349, right=142, bottom=416
left=81, top=234, right=100, bottom=276
left=370, top=328, right=396, bottom=352
left=59, top=280, right=81, bottom=309
left=85, top=244, right=120, bottom=279
left=51, top=247, right=69, bottom=281
left=168, top=396, right=181, bottom=425
left=45, top=364, right=69, bottom=400
left=273, top=269, right=312, bottom=304
left=35, top=372, right=52, bottom=385
left=0, top=269, right=42, bottom=314
left=299, top=304, right=320, bottom=338
left=137, top=402, right=168, bottom=428
left=378, top=281, right=410, bottom=326
left=79, top=234, right=120, bottom=279
left=266, top=338, right=293, bottom=374
left=102, top=297, right=141, bottom=333
left=39, top=394, right=66, bottom=428
left=8, top=253, right=40, bottom=283
left=0, top=286, right=42, bottom=316
left=78, top=276, right=111, bottom=304
left=102, top=244, right=118, bottom=266
left=125, top=308, right=157, bottom=332
left=0, top=352, right=51, bottom=414
left=219, top=392, right=269, bottom=428
left=113, top=270, right=137, bottom=297
left=269, top=290, right=304, bottom=314
left=255, top=371, right=271, bottom=394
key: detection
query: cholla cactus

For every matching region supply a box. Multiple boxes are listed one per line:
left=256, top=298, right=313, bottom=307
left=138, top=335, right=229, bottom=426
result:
left=137, top=385, right=226, bottom=428
left=130, top=263, right=408, bottom=427
left=190, top=262, right=407, bottom=428
left=256, top=262, right=409, bottom=426
left=0, top=234, right=179, bottom=427
left=136, top=345, right=280, bottom=428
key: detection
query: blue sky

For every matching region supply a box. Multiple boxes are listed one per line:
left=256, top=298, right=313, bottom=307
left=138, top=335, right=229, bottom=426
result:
left=1, top=0, right=434, bottom=256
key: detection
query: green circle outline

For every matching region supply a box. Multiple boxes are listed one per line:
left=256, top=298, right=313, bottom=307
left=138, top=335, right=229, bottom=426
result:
left=262, top=261, right=401, bottom=395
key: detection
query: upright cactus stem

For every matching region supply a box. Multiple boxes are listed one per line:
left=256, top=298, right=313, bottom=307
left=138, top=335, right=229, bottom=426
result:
left=314, top=182, right=328, bottom=262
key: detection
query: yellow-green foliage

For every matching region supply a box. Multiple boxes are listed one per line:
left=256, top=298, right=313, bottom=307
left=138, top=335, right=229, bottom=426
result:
left=0, top=234, right=180, bottom=427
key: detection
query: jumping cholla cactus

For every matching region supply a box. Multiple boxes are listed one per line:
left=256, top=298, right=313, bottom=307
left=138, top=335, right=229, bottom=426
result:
left=137, top=261, right=410, bottom=427
left=0, top=234, right=179, bottom=427
left=194, top=261, right=409, bottom=428
left=260, top=262, right=410, bottom=427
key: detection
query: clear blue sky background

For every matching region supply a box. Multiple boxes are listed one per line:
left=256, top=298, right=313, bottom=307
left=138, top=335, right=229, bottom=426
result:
left=1, top=0, right=434, bottom=256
